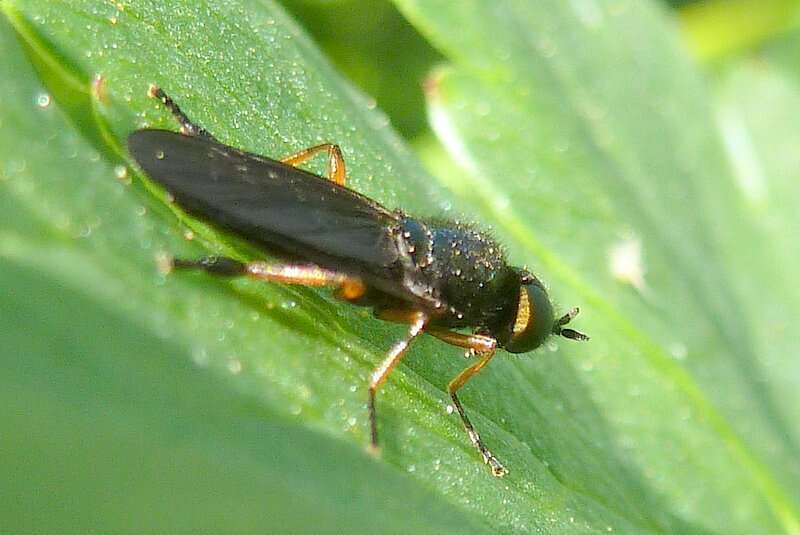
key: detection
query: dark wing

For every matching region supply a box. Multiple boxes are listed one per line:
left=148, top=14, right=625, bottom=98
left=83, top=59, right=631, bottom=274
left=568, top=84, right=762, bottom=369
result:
left=128, top=129, right=405, bottom=284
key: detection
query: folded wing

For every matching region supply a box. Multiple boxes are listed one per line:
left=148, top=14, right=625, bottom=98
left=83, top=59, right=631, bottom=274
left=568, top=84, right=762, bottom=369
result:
left=128, top=129, right=403, bottom=283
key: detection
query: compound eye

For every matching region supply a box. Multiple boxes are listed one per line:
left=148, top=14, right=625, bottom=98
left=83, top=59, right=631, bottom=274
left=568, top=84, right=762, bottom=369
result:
left=505, top=282, right=554, bottom=354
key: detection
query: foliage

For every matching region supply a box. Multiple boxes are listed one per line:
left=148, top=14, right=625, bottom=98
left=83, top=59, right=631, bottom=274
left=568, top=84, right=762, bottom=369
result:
left=1, top=0, right=798, bottom=533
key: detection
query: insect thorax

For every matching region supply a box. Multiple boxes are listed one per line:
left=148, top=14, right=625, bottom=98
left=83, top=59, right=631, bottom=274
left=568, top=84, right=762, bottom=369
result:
left=399, top=217, right=520, bottom=335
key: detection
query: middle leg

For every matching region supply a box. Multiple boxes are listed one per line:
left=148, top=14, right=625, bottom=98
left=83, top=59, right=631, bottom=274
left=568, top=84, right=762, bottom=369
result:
left=368, top=312, right=428, bottom=452
left=165, top=255, right=366, bottom=300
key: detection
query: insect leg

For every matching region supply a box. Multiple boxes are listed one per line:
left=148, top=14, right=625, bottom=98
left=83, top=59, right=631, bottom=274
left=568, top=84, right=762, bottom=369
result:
left=428, top=329, right=507, bottom=477
left=148, top=84, right=217, bottom=141
left=166, top=256, right=366, bottom=299
left=368, top=312, right=428, bottom=452
left=280, top=143, right=346, bottom=186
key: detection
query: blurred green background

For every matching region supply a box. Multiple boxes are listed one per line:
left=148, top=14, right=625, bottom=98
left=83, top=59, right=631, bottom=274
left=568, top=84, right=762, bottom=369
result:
left=1, top=0, right=799, bottom=533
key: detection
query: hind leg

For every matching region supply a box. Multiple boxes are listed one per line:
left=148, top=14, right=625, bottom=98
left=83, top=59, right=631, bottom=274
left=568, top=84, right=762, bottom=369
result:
left=148, top=84, right=217, bottom=141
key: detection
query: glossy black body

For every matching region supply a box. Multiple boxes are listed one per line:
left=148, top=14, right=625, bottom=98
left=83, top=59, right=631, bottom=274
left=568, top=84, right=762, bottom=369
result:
left=392, top=218, right=522, bottom=346
left=128, top=129, right=528, bottom=346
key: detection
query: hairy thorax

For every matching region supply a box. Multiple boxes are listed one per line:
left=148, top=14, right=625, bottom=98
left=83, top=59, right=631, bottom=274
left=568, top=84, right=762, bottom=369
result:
left=399, top=217, right=520, bottom=332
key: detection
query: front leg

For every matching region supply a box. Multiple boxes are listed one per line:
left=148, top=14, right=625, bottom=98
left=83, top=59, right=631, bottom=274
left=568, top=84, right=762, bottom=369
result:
left=428, top=329, right=506, bottom=477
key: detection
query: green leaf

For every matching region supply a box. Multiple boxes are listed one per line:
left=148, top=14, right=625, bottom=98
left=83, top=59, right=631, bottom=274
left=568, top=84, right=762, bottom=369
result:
left=278, top=0, right=443, bottom=139
left=677, top=0, right=800, bottom=61
left=393, top=0, right=800, bottom=532
left=2, top=1, right=799, bottom=534
left=0, top=2, right=485, bottom=534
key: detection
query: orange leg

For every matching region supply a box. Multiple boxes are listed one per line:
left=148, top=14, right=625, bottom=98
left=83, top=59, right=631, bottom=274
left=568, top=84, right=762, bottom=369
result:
left=167, top=255, right=366, bottom=300
left=374, top=308, right=424, bottom=324
left=368, top=312, right=428, bottom=451
left=428, top=329, right=507, bottom=477
left=280, top=143, right=347, bottom=186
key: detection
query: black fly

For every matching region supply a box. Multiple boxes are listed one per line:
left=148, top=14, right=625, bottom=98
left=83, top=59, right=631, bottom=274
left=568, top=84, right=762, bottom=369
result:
left=128, top=86, right=588, bottom=477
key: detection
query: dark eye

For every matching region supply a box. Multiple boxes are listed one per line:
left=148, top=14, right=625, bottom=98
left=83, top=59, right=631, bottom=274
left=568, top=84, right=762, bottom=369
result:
left=505, top=283, right=554, bottom=353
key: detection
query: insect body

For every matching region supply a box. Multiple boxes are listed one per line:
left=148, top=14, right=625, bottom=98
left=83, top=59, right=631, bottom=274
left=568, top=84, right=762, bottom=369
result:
left=128, top=86, right=588, bottom=477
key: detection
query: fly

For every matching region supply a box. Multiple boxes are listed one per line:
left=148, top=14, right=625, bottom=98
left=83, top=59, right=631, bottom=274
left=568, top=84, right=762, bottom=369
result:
left=128, top=86, right=588, bottom=477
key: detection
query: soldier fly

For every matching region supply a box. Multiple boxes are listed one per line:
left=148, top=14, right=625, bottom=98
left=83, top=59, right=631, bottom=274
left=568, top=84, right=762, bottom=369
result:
left=128, top=86, right=588, bottom=477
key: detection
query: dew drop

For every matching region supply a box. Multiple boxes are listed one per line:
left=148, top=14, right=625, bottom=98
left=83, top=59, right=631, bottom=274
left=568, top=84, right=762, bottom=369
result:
left=191, top=347, right=210, bottom=367
left=114, top=165, right=129, bottom=183
left=36, top=92, right=51, bottom=108
left=227, top=358, right=242, bottom=374
left=608, top=235, right=646, bottom=292
left=670, top=342, right=688, bottom=361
